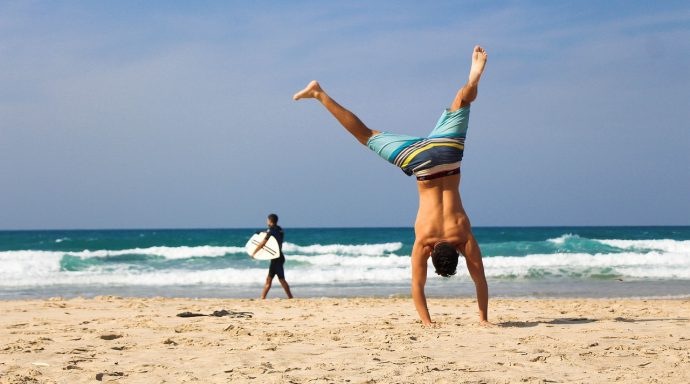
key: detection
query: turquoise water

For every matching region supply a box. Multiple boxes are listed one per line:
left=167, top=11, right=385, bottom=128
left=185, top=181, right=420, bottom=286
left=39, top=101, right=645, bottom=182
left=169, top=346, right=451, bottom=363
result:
left=1, top=227, right=689, bottom=299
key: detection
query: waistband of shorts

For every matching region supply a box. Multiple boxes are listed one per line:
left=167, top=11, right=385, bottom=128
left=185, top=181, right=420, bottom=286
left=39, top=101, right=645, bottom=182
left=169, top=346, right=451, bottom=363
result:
left=415, top=167, right=460, bottom=181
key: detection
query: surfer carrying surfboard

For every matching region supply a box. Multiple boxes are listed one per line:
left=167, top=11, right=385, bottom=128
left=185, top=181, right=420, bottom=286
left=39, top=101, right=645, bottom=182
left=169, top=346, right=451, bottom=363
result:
left=294, top=46, right=491, bottom=326
left=251, top=213, right=294, bottom=299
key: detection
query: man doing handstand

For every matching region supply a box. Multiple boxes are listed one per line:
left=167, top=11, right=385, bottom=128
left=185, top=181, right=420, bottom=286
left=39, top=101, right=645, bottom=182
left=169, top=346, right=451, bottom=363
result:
left=294, top=46, right=491, bottom=326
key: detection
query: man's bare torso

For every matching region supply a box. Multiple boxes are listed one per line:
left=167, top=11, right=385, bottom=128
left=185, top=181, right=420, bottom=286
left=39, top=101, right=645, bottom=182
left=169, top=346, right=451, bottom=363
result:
left=414, top=173, right=471, bottom=254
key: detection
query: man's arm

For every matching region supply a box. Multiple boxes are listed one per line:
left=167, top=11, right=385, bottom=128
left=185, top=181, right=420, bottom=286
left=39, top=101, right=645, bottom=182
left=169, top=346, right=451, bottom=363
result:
left=461, top=234, right=492, bottom=325
left=251, top=233, right=270, bottom=258
left=411, top=241, right=433, bottom=325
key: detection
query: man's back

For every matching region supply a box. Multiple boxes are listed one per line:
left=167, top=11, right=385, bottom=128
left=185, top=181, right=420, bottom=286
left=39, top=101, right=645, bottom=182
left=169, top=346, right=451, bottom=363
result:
left=414, top=173, right=471, bottom=248
left=411, top=171, right=490, bottom=326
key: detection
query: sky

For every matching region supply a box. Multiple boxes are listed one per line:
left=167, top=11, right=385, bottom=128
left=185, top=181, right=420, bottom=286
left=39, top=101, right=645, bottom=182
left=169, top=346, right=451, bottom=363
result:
left=1, top=0, right=689, bottom=229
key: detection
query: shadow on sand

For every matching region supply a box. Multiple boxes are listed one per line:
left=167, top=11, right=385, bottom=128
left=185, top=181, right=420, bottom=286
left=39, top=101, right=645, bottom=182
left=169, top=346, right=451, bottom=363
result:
left=499, top=316, right=689, bottom=328
left=612, top=317, right=689, bottom=323
left=499, top=317, right=597, bottom=328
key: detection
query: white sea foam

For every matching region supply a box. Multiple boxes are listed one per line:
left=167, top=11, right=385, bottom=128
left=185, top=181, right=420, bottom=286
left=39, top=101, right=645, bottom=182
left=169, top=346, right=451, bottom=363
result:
left=483, top=251, right=690, bottom=279
left=282, top=242, right=403, bottom=255
left=596, top=239, right=690, bottom=254
left=0, top=246, right=245, bottom=261
left=3, top=249, right=689, bottom=288
left=0, top=265, right=412, bottom=287
left=0, top=241, right=403, bottom=263
left=2, top=239, right=690, bottom=288
left=68, top=246, right=246, bottom=259
left=546, top=233, right=578, bottom=245
left=0, top=250, right=64, bottom=276
left=289, top=253, right=409, bottom=267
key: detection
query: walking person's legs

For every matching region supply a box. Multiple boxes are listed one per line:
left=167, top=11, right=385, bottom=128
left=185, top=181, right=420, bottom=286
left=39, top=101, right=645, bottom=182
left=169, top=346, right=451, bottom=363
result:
left=278, top=278, right=293, bottom=299
left=261, top=275, right=273, bottom=299
left=274, top=260, right=293, bottom=299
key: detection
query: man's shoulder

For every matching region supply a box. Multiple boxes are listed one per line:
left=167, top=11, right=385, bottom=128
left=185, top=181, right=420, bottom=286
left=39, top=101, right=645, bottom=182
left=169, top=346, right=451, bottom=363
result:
left=268, top=226, right=284, bottom=236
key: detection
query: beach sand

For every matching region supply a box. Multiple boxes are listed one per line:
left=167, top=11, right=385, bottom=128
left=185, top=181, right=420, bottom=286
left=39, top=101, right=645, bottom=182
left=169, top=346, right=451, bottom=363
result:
left=1, top=297, right=688, bottom=383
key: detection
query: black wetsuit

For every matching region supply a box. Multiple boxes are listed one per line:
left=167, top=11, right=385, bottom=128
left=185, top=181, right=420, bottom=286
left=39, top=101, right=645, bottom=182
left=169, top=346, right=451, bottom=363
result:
left=266, top=225, right=285, bottom=279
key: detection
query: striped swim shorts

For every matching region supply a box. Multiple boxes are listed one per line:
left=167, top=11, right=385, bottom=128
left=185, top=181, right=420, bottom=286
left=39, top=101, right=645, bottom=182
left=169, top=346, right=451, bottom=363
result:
left=366, top=106, right=470, bottom=180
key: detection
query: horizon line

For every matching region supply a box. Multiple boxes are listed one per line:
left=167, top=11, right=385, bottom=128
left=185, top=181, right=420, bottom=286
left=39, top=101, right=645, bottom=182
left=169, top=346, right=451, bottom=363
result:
left=2, top=224, right=689, bottom=232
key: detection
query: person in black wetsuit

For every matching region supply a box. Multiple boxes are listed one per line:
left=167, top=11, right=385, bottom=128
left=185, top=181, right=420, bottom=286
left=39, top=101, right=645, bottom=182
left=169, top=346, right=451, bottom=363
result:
left=251, top=213, right=293, bottom=299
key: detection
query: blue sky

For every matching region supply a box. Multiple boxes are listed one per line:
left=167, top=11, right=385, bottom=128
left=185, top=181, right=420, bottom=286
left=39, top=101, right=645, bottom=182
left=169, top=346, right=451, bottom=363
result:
left=1, top=1, right=689, bottom=229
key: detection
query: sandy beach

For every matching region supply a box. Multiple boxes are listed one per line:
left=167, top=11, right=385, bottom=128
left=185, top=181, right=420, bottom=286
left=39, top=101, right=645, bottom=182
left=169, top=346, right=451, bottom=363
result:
left=1, top=296, right=688, bottom=383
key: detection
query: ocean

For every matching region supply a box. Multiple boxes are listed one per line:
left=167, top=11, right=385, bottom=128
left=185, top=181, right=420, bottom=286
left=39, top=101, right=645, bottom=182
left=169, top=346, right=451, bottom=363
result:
left=1, top=227, right=689, bottom=300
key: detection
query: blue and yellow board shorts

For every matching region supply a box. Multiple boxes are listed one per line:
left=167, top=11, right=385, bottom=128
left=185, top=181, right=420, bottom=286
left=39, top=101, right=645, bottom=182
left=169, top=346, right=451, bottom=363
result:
left=366, top=106, right=469, bottom=180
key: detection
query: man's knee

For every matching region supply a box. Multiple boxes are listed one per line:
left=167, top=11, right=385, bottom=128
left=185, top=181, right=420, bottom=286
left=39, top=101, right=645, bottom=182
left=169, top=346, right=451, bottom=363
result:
left=358, top=129, right=380, bottom=146
left=451, top=86, right=477, bottom=111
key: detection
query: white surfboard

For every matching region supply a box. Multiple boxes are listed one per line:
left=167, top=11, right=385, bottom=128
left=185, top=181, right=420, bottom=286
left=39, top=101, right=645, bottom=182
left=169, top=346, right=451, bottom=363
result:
left=245, top=232, right=281, bottom=260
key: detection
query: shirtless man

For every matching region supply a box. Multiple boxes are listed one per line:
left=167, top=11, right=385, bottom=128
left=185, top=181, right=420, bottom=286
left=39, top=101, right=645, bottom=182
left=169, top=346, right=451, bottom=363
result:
left=293, top=46, right=491, bottom=326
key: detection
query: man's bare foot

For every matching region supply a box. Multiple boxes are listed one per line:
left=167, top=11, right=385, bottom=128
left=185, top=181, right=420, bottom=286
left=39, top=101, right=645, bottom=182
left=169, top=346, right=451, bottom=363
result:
left=479, top=320, right=496, bottom=328
left=293, top=80, right=323, bottom=100
left=468, top=45, right=487, bottom=86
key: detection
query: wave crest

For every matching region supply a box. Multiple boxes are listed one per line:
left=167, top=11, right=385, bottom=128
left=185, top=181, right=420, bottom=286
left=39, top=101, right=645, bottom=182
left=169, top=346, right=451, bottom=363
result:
left=596, top=239, right=690, bottom=254
left=282, top=242, right=402, bottom=255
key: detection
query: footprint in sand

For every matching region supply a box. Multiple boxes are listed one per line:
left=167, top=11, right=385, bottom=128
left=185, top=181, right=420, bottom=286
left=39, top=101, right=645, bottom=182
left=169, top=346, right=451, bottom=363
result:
left=7, top=323, right=29, bottom=329
left=223, top=325, right=251, bottom=336
left=174, top=323, right=202, bottom=333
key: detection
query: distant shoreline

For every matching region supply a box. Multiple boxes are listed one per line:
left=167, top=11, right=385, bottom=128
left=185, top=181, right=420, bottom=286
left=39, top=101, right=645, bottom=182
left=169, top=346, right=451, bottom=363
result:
left=3, top=279, right=690, bottom=301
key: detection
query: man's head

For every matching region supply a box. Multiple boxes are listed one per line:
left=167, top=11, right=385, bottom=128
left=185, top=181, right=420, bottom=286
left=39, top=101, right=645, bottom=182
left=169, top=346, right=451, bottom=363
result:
left=267, top=213, right=279, bottom=227
left=430, top=242, right=459, bottom=277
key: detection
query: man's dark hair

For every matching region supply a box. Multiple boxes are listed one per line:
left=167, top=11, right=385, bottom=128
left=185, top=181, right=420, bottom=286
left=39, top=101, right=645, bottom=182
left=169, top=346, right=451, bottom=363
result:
left=267, top=213, right=279, bottom=225
left=430, top=242, right=459, bottom=277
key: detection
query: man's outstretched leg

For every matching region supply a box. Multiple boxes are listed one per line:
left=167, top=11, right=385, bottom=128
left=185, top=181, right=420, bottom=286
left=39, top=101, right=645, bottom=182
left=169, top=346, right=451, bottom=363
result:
left=450, top=45, right=488, bottom=111
left=293, top=81, right=379, bottom=145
